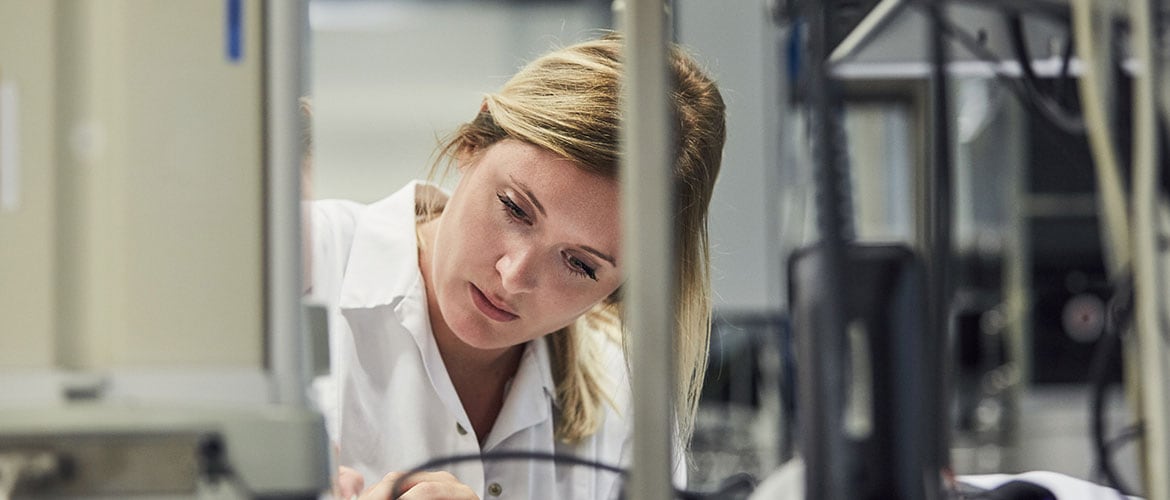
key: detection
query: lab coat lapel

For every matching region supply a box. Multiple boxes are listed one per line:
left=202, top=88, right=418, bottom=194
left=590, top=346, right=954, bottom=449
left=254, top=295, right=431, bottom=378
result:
left=337, top=181, right=424, bottom=311
left=482, top=337, right=556, bottom=450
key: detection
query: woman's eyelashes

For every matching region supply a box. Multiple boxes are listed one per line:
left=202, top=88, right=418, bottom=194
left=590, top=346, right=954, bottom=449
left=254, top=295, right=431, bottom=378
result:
left=497, top=192, right=532, bottom=225
left=565, top=253, right=598, bottom=281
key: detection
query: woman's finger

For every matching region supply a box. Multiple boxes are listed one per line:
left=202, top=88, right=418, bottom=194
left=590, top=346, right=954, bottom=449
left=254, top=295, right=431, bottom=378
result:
left=361, top=470, right=478, bottom=500
left=334, top=466, right=365, bottom=499
left=393, top=471, right=461, bottom=492
left=397, top=477, right=479, bottom=500
left=357, top=471, right=402, bottom=500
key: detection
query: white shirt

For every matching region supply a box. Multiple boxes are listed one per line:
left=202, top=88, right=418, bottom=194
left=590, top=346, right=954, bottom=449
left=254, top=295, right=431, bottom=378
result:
left=308, top=182, right=637, bottom=499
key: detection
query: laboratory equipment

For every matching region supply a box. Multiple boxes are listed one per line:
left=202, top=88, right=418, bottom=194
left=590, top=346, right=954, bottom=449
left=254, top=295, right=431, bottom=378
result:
left=0, top=406, right=326, bottom=499
left=789, top=243, right=938, bottom=500
left=778, top=0, right=1170, bottom=497
left=0, top=1, right=328, bottom=498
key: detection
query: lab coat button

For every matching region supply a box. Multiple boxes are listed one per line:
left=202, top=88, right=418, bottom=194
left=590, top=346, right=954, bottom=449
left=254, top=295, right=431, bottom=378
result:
left=456, top=423, right=468, bottom=435
left=487, top=482, right=503, bottom=496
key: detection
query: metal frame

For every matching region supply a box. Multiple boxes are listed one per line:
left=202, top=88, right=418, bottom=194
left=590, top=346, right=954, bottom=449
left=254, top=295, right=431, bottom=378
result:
left=620, top=1, right=676, bottom=499
left=264, top=0, right=310, bottom=408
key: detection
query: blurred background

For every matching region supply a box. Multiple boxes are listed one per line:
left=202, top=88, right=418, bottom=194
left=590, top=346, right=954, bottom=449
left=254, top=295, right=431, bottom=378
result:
left=0, top=0, right=1161, bottom=497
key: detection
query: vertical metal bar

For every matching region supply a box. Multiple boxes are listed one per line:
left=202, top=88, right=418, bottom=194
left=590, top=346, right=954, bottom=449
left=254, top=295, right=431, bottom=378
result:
left=1130, top=0, right=1170, bottom=496
left=620, top=1, right=675, bottom=499
left=264, top=0, right=308, bottom=407
left=924, top=0, right=953, bottom=489
left=53, top=0, right=96, bottom=371
left=801, top=0, right=851, bottom=498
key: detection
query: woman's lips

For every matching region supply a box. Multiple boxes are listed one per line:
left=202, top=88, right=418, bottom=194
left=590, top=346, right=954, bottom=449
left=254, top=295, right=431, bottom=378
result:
left=470, top=284, right=519, bottom=322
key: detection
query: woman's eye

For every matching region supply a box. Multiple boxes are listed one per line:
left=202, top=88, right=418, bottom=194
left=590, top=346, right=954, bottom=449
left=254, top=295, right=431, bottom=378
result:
left=497, top=193, right=531, bottom=224
left=567, top=254, right=598, bottom=281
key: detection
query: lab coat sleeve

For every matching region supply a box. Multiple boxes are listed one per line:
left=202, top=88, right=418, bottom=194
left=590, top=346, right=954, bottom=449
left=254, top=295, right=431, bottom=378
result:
left=306, top=199, right=362, bottom=305
left=305, top=199, right=364, bottom=443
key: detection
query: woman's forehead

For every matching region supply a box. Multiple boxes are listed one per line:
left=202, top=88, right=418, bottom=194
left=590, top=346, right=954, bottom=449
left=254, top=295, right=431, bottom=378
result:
left=481, top=140, right=616, bottom=194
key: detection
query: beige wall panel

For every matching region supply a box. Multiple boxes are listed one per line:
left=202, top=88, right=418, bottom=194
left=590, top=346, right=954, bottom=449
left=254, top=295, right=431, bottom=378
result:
left=51, top=0, right=265, bottom=369
left=0, top=1, right=57, bottom=369
left=109, top=0, right=265, bottom=367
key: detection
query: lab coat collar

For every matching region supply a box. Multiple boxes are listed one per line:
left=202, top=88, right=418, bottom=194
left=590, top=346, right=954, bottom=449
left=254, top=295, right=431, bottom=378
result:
left=337, top=181, right=470, bottom=428
left=337, top=181, right=437, bottom=312
left=337, top=181, right=445, bottom=361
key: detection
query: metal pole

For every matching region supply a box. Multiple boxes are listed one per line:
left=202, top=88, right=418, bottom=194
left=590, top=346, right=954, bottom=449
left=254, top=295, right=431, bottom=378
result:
left=264, top=0, right=309, bottom=407
left=924, top=0, right=953, bottom=490
left=1130, top=0, right=1170, bottom=496
left=801, top=0, right=852, bottom=497
left=619, top=1, right=676, bottom=499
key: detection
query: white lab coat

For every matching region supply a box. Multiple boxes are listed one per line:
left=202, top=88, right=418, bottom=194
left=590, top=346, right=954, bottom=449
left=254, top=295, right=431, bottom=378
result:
left=308, top=182, right=648, bottom=499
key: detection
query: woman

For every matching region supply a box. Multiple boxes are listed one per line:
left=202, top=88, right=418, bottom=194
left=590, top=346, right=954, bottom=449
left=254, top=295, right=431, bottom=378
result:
left=308, top=33, right=726, bottom=499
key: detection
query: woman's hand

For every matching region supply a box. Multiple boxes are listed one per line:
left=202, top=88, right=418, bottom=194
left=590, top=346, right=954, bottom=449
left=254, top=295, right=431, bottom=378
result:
left=359, top=470, right=479, bottom=500
left=334, top=465, right=365, bottom=499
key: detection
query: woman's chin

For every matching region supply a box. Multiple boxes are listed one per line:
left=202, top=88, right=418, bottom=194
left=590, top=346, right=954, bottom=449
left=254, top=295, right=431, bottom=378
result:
left=449, top=318, right=511, bottom=351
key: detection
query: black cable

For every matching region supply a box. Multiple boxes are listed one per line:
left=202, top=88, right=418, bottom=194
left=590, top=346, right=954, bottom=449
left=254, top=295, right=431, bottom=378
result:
left=906, top=1, right=1088, bottom=136
left=1091, top=418, right=1144, bottom=500
left=1051, top=31, right=1075, bottom=104
left=1006, top=14, right=1042, bottom=96
left=1005, top=13, right=1087, bottom=134
left=1103, top=422, right=1145, bottom=456
left=1089, top=273, right=1137, bottom=496
left=386, top=450, right=756, bottom=500
left=388, top=451, right=623, bottom=498
left=1090, top=421, right=1145, bottom=476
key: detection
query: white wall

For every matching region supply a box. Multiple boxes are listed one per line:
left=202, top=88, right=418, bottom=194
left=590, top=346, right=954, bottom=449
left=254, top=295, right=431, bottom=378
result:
left=310, top=1, right=609, bottom=201
left=675, top=0, right=787, bottom=313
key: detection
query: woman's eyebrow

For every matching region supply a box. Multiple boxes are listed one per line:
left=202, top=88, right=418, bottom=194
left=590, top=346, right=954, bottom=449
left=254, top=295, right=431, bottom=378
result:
left=511, top=177, right=546, bottom=217
left=581, top=246, right=616, bottom=267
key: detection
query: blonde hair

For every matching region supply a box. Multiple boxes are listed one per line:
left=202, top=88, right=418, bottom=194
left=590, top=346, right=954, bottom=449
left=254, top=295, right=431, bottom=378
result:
left=299, top=96, right=315, bottom=198
left=427, top=33, right=725, bottom=447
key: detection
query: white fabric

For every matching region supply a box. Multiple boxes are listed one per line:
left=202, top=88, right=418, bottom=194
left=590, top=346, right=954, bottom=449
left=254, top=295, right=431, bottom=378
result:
left=960, top=471, right=1142, bottom=500
left=308, top=182, right=645, bottom=499
left=749, top=458, right=1143, bottom=499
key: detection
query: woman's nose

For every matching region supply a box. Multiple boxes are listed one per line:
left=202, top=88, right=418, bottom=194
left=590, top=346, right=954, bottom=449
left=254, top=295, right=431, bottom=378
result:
left=496, top=249, right=538, bottom=294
